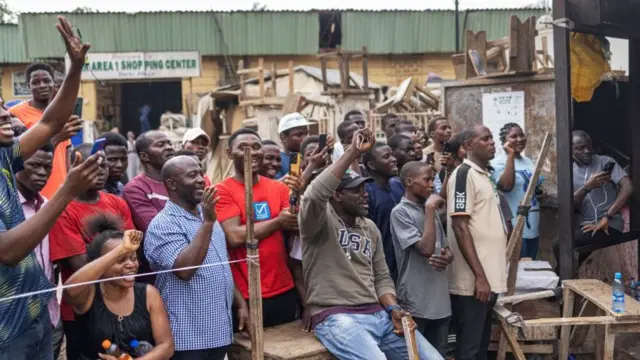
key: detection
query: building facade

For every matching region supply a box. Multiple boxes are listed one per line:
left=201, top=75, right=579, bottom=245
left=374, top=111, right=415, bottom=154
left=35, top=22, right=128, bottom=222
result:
left=0, top=9, right=545, bottom=134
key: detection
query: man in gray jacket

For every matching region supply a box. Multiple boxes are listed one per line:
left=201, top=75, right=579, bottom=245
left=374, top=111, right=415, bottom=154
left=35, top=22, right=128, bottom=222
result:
left=297, top=128, right=442, bottom=360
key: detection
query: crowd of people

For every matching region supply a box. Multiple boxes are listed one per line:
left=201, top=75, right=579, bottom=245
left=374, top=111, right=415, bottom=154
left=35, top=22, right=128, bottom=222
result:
left=0, top=16, right=635, bottom=360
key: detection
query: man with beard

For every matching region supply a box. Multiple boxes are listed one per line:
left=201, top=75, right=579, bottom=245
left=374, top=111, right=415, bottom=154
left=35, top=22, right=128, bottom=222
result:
left=0, top=17, right=102, bottom=358
left=10, top=63, right=83, bottom=199
left=123, top=130, right=175, bottom=231
left=215, top=128, right=300, bottom=328
left=182, top=127, right=212, bottom=186
left=295, top=128, right=442, bottom=360
left=259, top=140, right=282, bottom=179
left=448, top=125, right=507, bottom=360
left=97, top=132, right=129, bottom=196
left=276, top=112, right=311, bottom=179
left=387, top=134, right=415, bottom=171
left=49, top=143, right=135, bottom=360
left=145, top=156, right=247, bottom=360
left=423, top=117, right=452, bottom=171
left=362, top=142, right=403, bottom=282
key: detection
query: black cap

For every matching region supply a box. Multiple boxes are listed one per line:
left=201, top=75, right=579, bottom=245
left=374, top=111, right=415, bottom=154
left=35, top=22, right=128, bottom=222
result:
left=338, top=170, right=373, bottom=190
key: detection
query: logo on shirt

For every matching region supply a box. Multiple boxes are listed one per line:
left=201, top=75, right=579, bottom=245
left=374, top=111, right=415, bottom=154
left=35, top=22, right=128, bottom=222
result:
left=253, top=202, right=271, bottom=221
left=455, top=192, right=466, bottom=210
left=338, top=229, right=372, bottom=259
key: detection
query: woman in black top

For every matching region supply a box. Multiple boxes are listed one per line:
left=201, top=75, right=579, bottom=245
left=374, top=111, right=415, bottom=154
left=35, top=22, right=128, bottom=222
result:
left=63, top=214, right=174, bottom=360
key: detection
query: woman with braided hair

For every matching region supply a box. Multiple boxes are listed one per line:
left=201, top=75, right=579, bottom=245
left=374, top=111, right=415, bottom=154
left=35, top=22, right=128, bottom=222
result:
left=490, top=123, right=543, bottom=259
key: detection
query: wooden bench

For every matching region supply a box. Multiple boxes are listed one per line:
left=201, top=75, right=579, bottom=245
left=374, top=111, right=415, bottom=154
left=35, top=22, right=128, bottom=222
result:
left=228, top=321, right=335, bottom=360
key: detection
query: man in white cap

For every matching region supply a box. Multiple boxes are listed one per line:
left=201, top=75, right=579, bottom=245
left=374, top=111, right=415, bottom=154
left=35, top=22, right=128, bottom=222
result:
left=276, top=112, right=311, bottom=179
left=182, top=127, right=212, bottom=186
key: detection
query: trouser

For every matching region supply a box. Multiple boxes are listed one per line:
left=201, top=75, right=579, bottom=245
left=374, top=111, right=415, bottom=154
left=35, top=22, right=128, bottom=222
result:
left=63, top=320, right=81, bottom=360
left=0, top=309, right=52, bottom=360
left=450, top=293, right=498, bottom=360
left=172, top=345, right=229, bottom=360
left=52, top=319, right=64, bottom=360
left=233, top=288, right=299, bottom=330
left=314, top=310, right=443, bottom=360
left=553, top=227, right=624, bottom=269
left=520, top=237, right=540, bottom=259
left=414, top=316, right=450, bottom=357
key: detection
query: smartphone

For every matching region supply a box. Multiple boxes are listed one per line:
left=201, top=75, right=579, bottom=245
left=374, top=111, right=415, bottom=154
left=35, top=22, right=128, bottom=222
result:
left=90, top=138, right=106, bottom=155
left=289, top=152, right=302, bottom=177
left=318, top=134, right=327, bottom=152
left=443, top=141, right=456, bottom=155
left=603, top=161, right=615, bottom=174
left=73, top=97, right=83, bottom=118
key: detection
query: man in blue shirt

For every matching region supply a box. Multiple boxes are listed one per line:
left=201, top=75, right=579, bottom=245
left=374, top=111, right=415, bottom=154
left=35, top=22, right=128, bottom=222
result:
left=363, top=142, right=404, bottom=282
left=145, top=155, right=248, bottom=360
left=276, top=112, right=311, bottom=179
left=0, top=16, right=104, bottom=358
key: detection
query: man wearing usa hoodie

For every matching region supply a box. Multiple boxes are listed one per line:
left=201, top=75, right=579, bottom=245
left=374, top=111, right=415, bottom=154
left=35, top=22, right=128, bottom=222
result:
left=297, top=128, right=442, bottom=360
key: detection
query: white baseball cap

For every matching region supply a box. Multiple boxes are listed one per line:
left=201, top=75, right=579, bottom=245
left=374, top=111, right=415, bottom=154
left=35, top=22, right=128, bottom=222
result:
left=278, top=112, right=312, bottom=134
left=182, top=128, right=211, bottom=145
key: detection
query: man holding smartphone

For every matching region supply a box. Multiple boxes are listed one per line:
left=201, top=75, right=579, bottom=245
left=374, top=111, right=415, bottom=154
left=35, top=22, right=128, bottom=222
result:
left=564, top=130, right=634, bottom=266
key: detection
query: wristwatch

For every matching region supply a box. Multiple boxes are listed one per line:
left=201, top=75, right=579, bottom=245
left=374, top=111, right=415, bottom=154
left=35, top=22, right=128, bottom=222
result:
left=386, top=304, right=403, bottom=314
left=581, top=185, right=591, bottom=194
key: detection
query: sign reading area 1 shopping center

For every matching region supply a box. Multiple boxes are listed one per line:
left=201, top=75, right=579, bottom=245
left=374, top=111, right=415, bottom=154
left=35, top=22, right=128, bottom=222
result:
left=65, top=51, right=201, bottom=80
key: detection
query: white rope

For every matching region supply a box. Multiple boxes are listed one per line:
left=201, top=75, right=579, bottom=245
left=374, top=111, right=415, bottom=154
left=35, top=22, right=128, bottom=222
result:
left=0, top=257, right=257, bottom=303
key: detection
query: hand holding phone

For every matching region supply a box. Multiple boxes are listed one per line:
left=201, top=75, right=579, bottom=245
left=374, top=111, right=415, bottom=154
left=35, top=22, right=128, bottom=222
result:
left=318, top=134, right=327, bottom=152
left=603, top=161, right=615, bottom=174
left=91, top=138, right=106, bottom=155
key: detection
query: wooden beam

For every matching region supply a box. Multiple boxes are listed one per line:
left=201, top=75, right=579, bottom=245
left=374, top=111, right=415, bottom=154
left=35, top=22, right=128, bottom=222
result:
left=497, top=289, right=558, bottom=305
left=499, top=321, right=526, bottom=360
left=238, top=60, right=246, bottom=100
left=558, top=287, right=575, bottom=360
left=523, top=316, right=615, bottom=327
left=402, top=316, right=419, bottom=360
left=488, top=36, right=510, bottom=48
left=320, top=58, right=328, bottom=92
left=362, top=46, right=369, bottom=91
left=553, top=0, right=575, bottom=280
left=271, top=63, right=277, bottom=97
left=288, top=60, right=294, bottom=94
left=244, top=147, right=264, bottom=360
left=258, top=58, right=265, bottom=101
left=237, top=67, right=263, bottom=75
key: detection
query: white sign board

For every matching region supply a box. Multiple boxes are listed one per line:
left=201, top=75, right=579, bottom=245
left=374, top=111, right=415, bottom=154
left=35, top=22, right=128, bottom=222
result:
left=65, top=51, right=201, bottom=81
left=482, top=91, right=525, bottom=157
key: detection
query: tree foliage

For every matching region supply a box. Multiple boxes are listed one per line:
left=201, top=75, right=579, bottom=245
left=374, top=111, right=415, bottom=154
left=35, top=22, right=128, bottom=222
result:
left=0, top=0, right=16, bottom=24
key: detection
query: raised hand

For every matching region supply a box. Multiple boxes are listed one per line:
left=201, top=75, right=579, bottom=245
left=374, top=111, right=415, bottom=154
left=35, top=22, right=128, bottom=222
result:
left=56, top=16, right=91, bottom=67
left=62, top=152, right=103, bottom=196
left=122, top=230, right=143, bottom=252
left=52, top=115, right=83, bottom=146
left=202, top=186, right=219, bottom=223
left=351, top=128, right=375, bottom=154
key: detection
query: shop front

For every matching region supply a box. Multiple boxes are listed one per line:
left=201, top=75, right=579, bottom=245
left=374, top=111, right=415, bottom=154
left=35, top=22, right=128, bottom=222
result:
left=66, top=51, right=201, bottom=135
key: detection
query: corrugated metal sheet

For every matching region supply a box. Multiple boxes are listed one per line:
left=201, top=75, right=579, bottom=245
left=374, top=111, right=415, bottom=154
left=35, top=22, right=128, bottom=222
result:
left=19, top=12, right=319, bottom=58
left=341, top=9, right=548, bottom=54
left=341, top=11, right=458, bottom=53
left=0, top=25, right=28, bottom=63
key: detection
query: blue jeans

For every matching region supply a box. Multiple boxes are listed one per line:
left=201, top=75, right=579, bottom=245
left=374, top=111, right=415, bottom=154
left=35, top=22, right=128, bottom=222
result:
left=314, top=310, right=443, bottom=360
left=520, top=237, right=540, bottom=259
left=0, top=309, right=52, bottom=360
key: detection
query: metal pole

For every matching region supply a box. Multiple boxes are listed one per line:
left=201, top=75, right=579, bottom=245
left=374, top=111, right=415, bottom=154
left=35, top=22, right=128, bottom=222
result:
left=454, top=0, right=460, bottom=53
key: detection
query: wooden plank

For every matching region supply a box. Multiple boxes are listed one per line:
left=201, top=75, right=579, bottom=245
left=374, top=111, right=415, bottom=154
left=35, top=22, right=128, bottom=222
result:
left=244, top=147, right=264, bottom=360
left=239, top=98, right=286, bottom=107
left=233, top=321, right=333, bottom=360
left=271, top=63, right=277, bottom=97
left=362, top=46, right=369, bottom=91
left=570, top=299, right=598, bottom=347
left=498, top=289, right=558, bottom=305
left=595, top=324, right=616, bottom=360
left=237, top=67, right=263, bottom=75
left=523, top=316, right=614, bottom=327
left=320, top=58, right=328, bottom=92
left=559, top=287, right=575, bottom=360
left=239, top=60, right=247, bottom=100
left=563, top=279, right=640, bottom=320
left=488, top=36, right=510, bottom=48
left=258, top=58, right=265, bottom=101
left=402, top=316, right=419, bottom=360
left=499, top=321, right=527, bottom=360
left=464, top=30, right=487, bottom=79
left=288, top=61, right=294, bottom=94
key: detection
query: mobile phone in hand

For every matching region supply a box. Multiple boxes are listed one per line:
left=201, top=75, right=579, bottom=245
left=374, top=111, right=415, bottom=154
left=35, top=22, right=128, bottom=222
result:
left=318, top=134, right=327, bottom=152
left=90, top=138, right=106, bottom=155
left=603, top=161, right=615, bottom=174
left=443, top=141, right=455, bottom=155
left=73, top=97, right=83, bottom=118
left=289, top=152, right=302, bottom=177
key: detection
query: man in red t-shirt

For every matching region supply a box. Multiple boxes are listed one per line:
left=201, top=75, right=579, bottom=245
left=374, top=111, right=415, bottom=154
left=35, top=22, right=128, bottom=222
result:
left=49, top=144, right=135, bottom=360
left=216, top=128, right=300, bottom=328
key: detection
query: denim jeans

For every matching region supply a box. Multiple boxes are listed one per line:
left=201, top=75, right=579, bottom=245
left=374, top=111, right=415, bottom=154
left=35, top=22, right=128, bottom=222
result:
left=314, top=310, right=443, bottom=360
left=0, top=309, right=52, bottom=360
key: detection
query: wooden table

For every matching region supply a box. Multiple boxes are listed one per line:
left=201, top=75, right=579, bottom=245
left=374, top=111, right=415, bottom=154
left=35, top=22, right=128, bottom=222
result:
left=558, top=279, right=640, bottom=360
left=229, top=321, right=335, bottom=360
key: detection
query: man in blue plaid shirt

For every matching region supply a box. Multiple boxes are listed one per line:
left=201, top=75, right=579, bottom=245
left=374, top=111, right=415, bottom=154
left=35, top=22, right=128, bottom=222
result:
left=145, top=156, right=248, bottom=360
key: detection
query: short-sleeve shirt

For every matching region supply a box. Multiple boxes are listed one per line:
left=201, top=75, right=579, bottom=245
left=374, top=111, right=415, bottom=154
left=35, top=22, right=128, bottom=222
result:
left=49, top=192, right=135, bottom=321
left=391, top=197, right=451, bottom=320
left=215, top=176, right=294, bottom=299
left=10, top=102, right=71, bottom=199
left=491, top=154, right=543, bottom=239
left=123, top=173, right=169, bottom=232
left=276, top=152, right=291, bottom=179
left=365, top=177, right=404, bottom=282
left=447, top=159, right=508, bottom=296
left=572, top=155, right=627, bottom=231
left=145, top=201, right=234, bottom=351
left=0, top=140, right=52, bottom=345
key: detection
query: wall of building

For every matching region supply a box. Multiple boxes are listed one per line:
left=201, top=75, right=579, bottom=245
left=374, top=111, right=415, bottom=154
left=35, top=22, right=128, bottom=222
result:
left=1, top=63, right=28, bottom=103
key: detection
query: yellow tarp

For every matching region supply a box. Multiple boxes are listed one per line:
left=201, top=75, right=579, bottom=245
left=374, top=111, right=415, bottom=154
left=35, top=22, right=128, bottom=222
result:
left=570, top=33, right=611, bottom=102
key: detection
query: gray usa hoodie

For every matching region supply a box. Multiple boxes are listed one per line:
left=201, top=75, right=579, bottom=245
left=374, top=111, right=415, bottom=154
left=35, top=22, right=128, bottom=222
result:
left=299, top=169, right=395, bottom=316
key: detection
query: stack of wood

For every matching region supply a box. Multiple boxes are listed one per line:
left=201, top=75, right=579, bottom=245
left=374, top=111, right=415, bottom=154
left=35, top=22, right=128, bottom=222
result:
left=317, top=46, right=371, bottom=96
left=373, top=77, right=439, bottom=113
left=451, top=15, right=541, bottom=80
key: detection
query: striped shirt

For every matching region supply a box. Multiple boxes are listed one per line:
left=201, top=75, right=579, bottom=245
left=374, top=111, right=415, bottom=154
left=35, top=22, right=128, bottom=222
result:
left=0, top=139, right=52, bottom=345
left=144, top=201, right=234, bottom=351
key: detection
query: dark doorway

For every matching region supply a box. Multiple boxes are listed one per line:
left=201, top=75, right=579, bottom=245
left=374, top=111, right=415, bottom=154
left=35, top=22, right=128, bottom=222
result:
left=120, top=81, right=182, bottom=136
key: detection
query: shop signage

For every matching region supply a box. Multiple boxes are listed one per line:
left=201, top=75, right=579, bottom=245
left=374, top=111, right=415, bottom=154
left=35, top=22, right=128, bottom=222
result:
left=65, top=51, right=201, bottom=81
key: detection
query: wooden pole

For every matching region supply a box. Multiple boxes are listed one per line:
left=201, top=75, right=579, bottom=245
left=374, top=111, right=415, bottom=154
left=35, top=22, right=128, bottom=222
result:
left=244, top=147, right=264, bottom=360
left=258, top=57, right=265, bottom=101
left=402, top=316, right=419, bottom=360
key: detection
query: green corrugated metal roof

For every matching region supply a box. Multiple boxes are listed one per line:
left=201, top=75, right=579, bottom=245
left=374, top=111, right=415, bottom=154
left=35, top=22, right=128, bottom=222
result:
left=341, top=9, right=547, bottom=54
left=341, top=11, right=457, bottom=53
left=0, top=24, right=28, bottom=63
left=19, top=12, right=319, bottom=58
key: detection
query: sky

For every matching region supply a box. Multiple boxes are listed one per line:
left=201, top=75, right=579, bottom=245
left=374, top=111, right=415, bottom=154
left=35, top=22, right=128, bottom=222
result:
left=5, top=0, right=547, bottom=13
